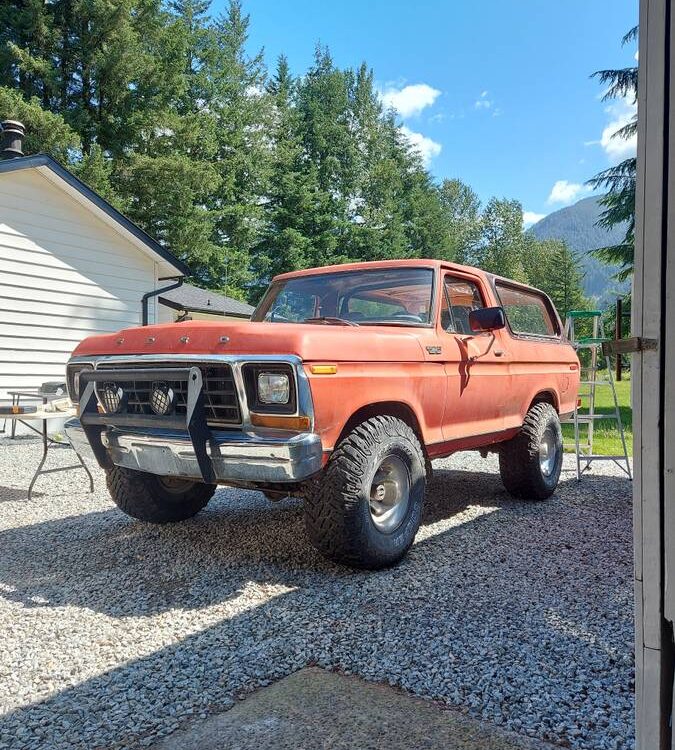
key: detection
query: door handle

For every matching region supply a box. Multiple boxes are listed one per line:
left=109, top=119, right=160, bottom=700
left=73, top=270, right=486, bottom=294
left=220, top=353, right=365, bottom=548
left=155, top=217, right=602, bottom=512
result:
left=494, top=349, right=505, bottom=357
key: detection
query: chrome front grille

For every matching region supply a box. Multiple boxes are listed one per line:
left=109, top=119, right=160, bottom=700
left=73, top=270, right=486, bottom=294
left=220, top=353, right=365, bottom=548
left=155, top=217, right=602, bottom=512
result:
left=96, top=361, right=241, bottom=426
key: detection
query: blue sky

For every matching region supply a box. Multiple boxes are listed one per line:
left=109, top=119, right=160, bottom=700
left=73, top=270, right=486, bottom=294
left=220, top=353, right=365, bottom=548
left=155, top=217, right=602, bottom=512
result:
left=213, top=0, right=638, bottom=226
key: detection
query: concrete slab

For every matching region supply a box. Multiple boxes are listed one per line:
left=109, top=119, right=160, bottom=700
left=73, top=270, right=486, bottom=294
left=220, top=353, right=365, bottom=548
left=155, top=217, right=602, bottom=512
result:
left=152, top=667, right=555, bottom=750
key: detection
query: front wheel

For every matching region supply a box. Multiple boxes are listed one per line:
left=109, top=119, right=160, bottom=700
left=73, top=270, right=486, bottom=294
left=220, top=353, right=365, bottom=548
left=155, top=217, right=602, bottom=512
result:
left=498, top=402, right=563, bottom=500
left=106, top=465, right=216, bottom=523
left=303, top=416, right=427, bottom=569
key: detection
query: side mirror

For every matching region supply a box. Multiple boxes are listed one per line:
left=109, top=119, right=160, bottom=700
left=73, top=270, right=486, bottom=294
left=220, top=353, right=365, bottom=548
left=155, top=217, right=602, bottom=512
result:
left=469, top=306, right=506, bottom=333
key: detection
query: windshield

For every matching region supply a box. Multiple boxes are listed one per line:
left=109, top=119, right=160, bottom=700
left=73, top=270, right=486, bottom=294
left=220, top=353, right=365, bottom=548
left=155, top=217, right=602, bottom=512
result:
left=252, top=267, right=435, bottom=326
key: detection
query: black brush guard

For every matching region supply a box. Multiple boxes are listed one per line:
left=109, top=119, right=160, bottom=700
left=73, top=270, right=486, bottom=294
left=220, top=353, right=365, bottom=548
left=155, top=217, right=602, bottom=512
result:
left=78, top=367, right=215, bottom=483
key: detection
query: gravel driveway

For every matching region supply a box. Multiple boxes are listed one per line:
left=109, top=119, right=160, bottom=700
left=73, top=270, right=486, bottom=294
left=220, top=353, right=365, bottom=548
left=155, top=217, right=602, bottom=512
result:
left=0, top=438, right=633, bottom=750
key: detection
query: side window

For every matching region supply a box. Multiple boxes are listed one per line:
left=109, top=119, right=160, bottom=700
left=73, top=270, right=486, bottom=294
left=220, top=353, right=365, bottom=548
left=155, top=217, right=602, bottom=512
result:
left=496, top=283, right=558, bottom=337
left=441, top=276, right=485, bottom=334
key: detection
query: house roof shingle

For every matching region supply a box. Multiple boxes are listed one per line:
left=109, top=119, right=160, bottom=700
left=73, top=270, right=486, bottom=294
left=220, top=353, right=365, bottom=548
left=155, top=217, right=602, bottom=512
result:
left=159, top=283, right=254, bottom=318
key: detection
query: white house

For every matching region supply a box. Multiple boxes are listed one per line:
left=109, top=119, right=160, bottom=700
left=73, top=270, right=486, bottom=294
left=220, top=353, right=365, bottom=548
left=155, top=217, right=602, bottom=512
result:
left=0, top=127, right=190, bottom=403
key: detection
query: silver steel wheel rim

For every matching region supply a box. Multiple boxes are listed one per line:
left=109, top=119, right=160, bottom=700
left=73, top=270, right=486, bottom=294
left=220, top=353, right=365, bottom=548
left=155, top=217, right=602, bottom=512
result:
left=539, top=428, right=559, bottom=477
left=157, top=476, right=194, bottom=494
left=369, top=455, right=411, bottom=533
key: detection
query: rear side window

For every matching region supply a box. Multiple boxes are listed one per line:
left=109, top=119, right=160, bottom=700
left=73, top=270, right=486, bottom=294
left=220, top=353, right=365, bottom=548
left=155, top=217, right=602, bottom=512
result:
left=496, top=283, right=559, bottom=337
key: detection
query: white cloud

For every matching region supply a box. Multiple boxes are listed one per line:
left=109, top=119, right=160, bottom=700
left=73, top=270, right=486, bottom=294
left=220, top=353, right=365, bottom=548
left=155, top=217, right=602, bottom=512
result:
left=523, top=211, right=546, bottom=227
left=599, top=96, right=637, bottom=161
left=474, top=90, right=492, bottom=110
left=400, top=126, right=442, bottom=166
left=547, top=180, right=592, bottom=205
left=380, top=83, right=441, bottom=118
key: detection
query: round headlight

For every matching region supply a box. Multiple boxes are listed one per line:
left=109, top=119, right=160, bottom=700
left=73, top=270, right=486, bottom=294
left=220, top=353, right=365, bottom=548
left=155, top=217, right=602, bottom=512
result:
left=99, top=382, right=123, bottom=413
left=150, top=381, right=174, bottom=415
left=257, top=372, right=290, bottom=404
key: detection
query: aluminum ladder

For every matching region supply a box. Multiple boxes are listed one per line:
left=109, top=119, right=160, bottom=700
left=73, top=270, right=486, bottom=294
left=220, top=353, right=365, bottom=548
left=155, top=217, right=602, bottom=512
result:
left=562, top=310, right=632, bottom=480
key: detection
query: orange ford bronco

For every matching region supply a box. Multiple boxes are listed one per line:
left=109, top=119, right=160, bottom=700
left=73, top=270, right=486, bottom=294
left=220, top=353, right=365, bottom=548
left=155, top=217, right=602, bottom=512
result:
left=65, top=260, right=580, bottom=568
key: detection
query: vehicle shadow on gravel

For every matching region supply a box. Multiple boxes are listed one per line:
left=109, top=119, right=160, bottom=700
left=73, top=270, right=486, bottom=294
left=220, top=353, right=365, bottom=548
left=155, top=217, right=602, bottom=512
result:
left=0, top=468, right=504, bottom=618
left=423, top=467, right=506, bottom=524
left=0, top=468, right=634, bottom=750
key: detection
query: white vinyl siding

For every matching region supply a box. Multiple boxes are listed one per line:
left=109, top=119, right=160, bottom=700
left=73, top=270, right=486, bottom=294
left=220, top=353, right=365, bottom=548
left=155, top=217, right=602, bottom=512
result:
left=0, top=168, right=158, bottom=399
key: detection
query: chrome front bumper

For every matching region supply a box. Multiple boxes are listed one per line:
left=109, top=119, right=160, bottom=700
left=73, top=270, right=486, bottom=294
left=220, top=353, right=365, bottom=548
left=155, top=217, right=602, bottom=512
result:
left=65, top=418, right=323, bottom=484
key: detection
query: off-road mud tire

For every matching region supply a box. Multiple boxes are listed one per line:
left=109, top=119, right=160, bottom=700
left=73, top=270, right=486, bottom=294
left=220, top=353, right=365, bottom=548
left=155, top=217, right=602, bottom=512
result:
left=304, top=416, right=426, bottom=569
left=106, top=465, right=216, bottom=523
left=498, top=402, right=563, bottom=500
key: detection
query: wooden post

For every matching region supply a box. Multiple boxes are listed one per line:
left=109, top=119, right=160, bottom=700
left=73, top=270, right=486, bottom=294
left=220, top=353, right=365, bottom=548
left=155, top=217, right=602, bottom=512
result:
left=616, top=297, right=623, bottom=382
left=634, top=0, right=674, bottom=746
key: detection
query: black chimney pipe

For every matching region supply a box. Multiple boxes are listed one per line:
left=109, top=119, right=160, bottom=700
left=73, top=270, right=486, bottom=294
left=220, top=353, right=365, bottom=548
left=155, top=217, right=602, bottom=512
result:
left=0, top=121, right=25, bottom=159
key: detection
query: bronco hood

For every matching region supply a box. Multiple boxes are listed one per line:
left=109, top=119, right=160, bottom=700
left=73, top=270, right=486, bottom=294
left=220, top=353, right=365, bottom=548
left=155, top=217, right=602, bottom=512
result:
left=71, top=320, right=428, bottom=362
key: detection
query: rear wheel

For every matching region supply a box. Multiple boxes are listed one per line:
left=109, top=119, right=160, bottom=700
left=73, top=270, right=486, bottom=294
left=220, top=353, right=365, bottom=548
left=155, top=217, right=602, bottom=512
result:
left=303, top=416, right=426, bottom=569
left=499, top=402, right=563, bottom=500
left=106, top=465, right=216, bottom=523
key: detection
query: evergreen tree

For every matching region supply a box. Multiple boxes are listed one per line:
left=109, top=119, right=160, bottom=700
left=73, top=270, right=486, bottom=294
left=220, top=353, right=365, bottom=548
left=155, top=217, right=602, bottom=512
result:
left=353, top=102, right=451, bottom=263
left=348, top=68, right=409, bottom=261
left=399, top=163, right=452, bottom=261
left=251, top=55, right=316, bottom=295
left=588, top=26, right=637, bottom=280
left=111, top=0, right=222, bottom=285
left=438, top=178, right=481, bottom=263
left=292, top=46, right=357, bottom=267
left=0, top=0, right=57, bottom=107
left=471, top=198, right=528, bottom=281
left=6, top=0, right=166, bottom=156
left=77, top=144, right=122, bottom=207
left=0, top=86, right=80, bottom=161
left=535, top=240, right=587, bottom=318
left=206, top=0, right=272, bottom=296
left=169, top=0, right=214, bottom=111
left=298, top=46, right=358, bottom=203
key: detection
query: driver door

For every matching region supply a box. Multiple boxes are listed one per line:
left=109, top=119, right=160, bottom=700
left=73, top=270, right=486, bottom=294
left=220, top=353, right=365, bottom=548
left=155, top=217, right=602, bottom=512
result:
left=439, top=273, right=510, bottom=440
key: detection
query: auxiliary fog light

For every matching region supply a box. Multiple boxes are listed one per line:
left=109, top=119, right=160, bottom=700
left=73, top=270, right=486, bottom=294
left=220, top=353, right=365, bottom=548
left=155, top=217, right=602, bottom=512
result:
left=99, top=382, right=123, bottom=413
left=150, top=381, right=174, bottom=416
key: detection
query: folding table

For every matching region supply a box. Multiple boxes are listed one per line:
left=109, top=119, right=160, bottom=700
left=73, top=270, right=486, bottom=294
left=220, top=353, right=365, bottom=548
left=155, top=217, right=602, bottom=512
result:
left=1, top=407, right=94, bottom=500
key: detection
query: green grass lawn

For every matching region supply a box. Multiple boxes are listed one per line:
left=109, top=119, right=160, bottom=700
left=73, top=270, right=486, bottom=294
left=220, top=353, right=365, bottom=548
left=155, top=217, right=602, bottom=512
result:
left=562, top=374, right=632, bottom=455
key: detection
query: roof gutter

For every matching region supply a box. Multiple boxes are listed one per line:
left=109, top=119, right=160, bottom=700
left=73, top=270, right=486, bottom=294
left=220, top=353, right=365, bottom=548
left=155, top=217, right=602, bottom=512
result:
left=142, top=276, right=184, bottom=326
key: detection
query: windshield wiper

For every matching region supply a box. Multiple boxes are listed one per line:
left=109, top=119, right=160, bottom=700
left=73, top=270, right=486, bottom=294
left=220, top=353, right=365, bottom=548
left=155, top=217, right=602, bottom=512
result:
left=360, top=320, right=428, bottom=327
left=303, top=316, right=360, bottom=327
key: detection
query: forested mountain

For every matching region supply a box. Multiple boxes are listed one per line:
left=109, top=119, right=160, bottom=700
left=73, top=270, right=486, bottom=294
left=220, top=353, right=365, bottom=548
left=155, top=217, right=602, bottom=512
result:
left=0, top=0, right=596, bottom=315
left=529, top=197, right=629, bottom=305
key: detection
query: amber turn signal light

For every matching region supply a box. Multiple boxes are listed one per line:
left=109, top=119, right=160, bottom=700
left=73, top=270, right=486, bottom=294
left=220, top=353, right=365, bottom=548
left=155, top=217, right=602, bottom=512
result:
left=250, top=414, right=311, bottom=430
left=310, top=364, right=337, bottom=375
